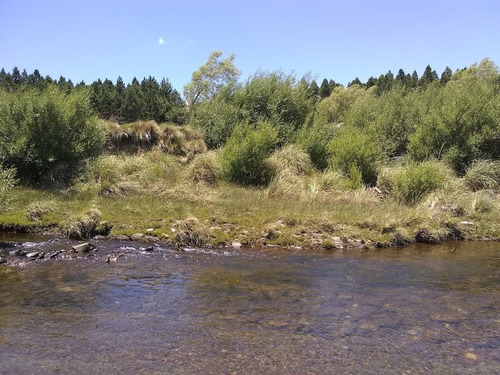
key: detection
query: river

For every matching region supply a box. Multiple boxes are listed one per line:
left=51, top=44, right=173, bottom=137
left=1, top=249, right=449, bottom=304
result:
left=0, top=237, right=498, bottom=374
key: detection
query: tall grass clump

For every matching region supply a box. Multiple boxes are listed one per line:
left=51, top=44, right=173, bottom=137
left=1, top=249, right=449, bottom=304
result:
left=328, top=127, right=383, bottom=186
left=220, top=123, right=278, bottom=186
left=187, top=151, right=221, bottom=185
left=0, top=88, right=105, bottom=188
left=61, top=208, right=112, bottom=239
left=83, top=151, right=180, bottom=195
left=389, top=160, right=450, bottom=204
left=267, top=144, right=313, bottom=178
left=464, top=159, right=500, bottom=191
left=160, top=124, right=207, bottom=157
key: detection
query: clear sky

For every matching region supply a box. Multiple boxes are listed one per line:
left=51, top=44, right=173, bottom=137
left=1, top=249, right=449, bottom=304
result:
left=1, top=0, right=499, bottom=94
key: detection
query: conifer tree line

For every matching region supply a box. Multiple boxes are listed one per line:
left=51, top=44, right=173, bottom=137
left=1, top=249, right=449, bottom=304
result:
left=0, top=68, right=184, bottom=124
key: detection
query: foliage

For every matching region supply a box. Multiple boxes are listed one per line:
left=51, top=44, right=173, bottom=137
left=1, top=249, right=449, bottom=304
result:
left=184, top=51, right=241, bottom=109
left=464, top=159, right=500, bottom=191
left=0, top=87, right=105, bottom=187
left=387, top=161, right=450, bottom=205
left=328, top=127, right=383, bottom=186
left=188, top=86, right=243, bottom=149
left=220, top=123, right=278, bottom=186
left=234, top=72, right=316, bottom=144
left=316, top=84, right=372, bottom=125
left=0, top=166, right=16, bottom=211
left=408, top=59, right=500, bottom=173
left=295, top=122, right=334, bottom=170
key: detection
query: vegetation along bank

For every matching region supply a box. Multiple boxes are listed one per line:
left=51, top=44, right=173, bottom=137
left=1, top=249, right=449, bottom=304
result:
left=1, top=54, right=499, bottom=250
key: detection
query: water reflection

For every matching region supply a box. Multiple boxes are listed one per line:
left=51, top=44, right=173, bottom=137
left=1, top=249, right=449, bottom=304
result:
left=0, top=241, right=498, bottom=374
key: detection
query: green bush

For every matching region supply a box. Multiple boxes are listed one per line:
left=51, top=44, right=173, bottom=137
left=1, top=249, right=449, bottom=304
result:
left=220, top=123, right=278, bottom=186
left=390, top=160, right=449, bottom=204
left=0, top=88, right=105, bottom=187
left=328, top=127, right=383, bottom=186
left=0, top=166, right=16, bottom=212
left=295, top=123, right=333, bottom=170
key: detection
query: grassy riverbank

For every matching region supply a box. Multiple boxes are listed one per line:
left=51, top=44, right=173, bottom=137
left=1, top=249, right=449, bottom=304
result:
left=1, top=151, right=499, bottom=250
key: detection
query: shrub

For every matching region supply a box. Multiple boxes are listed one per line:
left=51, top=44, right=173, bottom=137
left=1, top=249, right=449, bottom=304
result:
left=0, top=88, right=105, bottom=187
left=0, top=166, right=16, bottom=212
left=464, top=159, right=500, bottom=191
left=295, top=123, right=333, bottom=170
left=390, top=161, right=450, bottom=204
left=328, top=127, right=383, bottom=186
left=220, top=123, right=278, bottom=186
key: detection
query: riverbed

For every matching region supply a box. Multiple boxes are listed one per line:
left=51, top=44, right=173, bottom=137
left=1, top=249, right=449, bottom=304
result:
left=0, top=238, right=498, bottom=374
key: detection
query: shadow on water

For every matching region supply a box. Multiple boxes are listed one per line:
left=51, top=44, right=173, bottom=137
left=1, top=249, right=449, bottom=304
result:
left=0, top=239, right=498, bottom=374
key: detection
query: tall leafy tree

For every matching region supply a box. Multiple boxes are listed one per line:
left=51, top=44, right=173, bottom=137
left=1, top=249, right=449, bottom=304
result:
left=184, top=51, right=241, bottom=110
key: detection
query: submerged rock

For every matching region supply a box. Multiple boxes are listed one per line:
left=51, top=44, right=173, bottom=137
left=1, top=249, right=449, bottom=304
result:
left=0, top=257, right=7, bottom=264
left=139, top=246, right=154, bottom=253
left=71, top=242, right=96, bottom=253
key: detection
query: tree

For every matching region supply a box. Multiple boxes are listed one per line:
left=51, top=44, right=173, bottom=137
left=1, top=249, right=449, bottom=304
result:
left=420, top=65, right=438, bottom=86
left=319, top=78, right=332, bottom=99
left=440, top=66, right=453, bottom=85
left=183, top=51, right=240, bottom=109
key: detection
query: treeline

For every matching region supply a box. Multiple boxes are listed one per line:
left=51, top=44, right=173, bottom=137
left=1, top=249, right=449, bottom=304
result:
left=1, top=56, right=499, bottom=191
left=0, top=68, right=185, bottom=124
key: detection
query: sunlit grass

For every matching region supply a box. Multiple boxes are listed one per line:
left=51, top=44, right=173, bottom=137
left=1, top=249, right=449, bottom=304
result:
left=2, top=152, right=499, bottom=248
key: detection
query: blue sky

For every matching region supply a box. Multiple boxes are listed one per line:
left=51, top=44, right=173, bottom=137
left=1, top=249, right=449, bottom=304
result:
left=1, top=0, right=499, bottom=94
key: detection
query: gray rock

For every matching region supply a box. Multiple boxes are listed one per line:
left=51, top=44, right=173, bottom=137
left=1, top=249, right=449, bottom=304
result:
left=26, top=252, right=40, bottom=259
left=71, top=242, right=96, bottom=253
left=130, top=233, right=143, bottom=240
left=0, top=257, right=7, bottom=264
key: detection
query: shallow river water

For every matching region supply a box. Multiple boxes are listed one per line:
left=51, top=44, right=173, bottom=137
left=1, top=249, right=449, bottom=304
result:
left=0, top=237, right=498, bottom=374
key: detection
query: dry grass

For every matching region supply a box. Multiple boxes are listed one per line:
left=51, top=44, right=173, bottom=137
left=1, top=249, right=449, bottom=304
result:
left=187, top=151, right=221, bottom=185
left=103, top=121, right=207, bottom=157
left=464, top=159, right=500, bottom=191
left=267, top=145, right=314, bottom=177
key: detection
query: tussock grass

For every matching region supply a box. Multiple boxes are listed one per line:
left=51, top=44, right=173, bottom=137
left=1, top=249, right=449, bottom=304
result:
left=81, top=151, right=181, bottom=196
left=267, top=145, right=314, bottom=178
left=187, top=151, right=221, bottom=185
left=2, top=153, right=500, bottom=247
left=61, top=208, right=112, bottom=239
left=161, top=124, right=207, bottom=157
left=26, top=201, right=56, bottom=222
left=103, top=121, right=207, bottom=157
left=464, top=159, right=500, bottom=191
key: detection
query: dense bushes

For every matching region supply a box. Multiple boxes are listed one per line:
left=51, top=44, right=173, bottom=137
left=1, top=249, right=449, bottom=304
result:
left=220, top=123, right=278, bottom=186
left=0, top=88, right=105, bottom=187
left=328, top=127, right=383, bottom=186
left=0, top=166, right=16, bottom=211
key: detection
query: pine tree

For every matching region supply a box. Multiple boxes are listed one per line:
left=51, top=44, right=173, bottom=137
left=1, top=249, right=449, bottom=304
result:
left=440, top=66, right=453, bottom=85
left=319, top=78, right=331, bottom=99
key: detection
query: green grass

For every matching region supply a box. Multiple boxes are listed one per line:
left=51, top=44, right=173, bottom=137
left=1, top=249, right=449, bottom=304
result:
left=2, top=152, right=499, bottom=248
